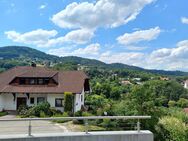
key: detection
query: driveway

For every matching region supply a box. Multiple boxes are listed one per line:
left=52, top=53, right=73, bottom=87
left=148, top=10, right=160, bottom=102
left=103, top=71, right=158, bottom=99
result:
left=0, top=115, right=69, bottom=135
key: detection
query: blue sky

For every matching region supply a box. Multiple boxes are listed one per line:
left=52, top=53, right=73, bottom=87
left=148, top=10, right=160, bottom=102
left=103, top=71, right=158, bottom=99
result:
left=1, top=0, right=188, bottom=71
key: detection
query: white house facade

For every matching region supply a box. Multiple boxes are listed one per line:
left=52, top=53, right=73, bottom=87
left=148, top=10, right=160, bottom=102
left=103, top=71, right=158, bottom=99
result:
left=0, top=66, right=90, bottom=113
left=184, top=80, right=188, bottom=89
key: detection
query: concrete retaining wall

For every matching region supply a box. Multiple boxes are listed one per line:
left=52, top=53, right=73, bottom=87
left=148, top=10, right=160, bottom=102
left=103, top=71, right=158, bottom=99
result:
left=0, top=131, right=153, bottom=141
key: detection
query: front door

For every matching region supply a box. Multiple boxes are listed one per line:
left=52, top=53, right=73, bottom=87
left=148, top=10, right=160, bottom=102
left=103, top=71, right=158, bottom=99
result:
left=17, top=97, right=27, bottom=110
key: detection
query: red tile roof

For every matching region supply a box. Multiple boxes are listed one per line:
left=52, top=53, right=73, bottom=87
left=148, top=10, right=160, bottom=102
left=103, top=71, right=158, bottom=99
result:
left=0, top=66, right=89, bottom=94
left=184, top=108, right=188, bottom=114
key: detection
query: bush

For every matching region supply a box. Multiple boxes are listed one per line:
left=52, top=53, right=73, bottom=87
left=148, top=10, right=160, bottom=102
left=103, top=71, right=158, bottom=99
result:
left=52, top=112, right=70, bottom=123
left=100, top=119, right=118, bottom=130
left=64, top=92, right=73, bottom=115
left=73, top=111, right=94, bottom=124
left=31, top=102, right=51, bottom=117
left=168, top=100, right=176, bottom=107
left=18, top=102, right=52, bottom=117
left=0, top=111, right=8, bottom=117
left=177, top=98, right=188, bottom=108
left=50, top=108, right=62, bottom=116
left=17, top=105, right=28, bottom=117
left=156, top=116, right=187, bottom=141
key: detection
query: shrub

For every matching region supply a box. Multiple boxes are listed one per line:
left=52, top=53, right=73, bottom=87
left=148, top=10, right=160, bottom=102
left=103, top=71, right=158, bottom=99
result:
left=74, top=110, right=82, bottom=117
left=0, top=111, right=8, bottom=117
left=31, top=102, right=51, bottom=117
left=156, top=116, right=187, bottom=141
left=168, top=100, right=176, bottom=107
left=17, top=105, right=28, bottom=117
left=177, top=98, right=188, bottom=108
left=40, top=111, right=47, bottom=118
left=18, top=102, right=52, bottom=117
left=50, top=108, right=62, bottom=116
left=73, top=111, right=94, bottom=124
left=52, top=112, right=70, bottom=123
left=100, top=119, right=118, bottom=130
left=64, top=92, right=73, bottom=114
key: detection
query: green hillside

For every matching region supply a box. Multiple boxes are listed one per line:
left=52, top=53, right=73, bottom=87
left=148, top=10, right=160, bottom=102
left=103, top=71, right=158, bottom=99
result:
left=0, top=46, right=188, bottom=76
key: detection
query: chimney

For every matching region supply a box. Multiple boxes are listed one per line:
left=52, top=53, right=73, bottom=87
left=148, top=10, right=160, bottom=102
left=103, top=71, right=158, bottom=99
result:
left=31, top=62, right=36, bottom=67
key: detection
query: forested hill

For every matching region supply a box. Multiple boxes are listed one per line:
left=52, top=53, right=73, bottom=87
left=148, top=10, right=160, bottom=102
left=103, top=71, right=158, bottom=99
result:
left=0, top=46, right=188, bottom=76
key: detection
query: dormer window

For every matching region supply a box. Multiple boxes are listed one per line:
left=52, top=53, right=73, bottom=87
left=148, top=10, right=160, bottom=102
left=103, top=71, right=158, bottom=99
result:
left=29, top=79, right=35, bottom=85
left=16, top=78, right=53, bottom=85
left=38, top=79, right=44, bottom=85
left=44, top=78, right=50, bottom=84
left=20, top=78, right=26, bottom=85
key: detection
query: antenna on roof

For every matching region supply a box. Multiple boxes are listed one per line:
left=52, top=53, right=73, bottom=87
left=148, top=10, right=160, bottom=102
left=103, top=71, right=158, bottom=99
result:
left=31, top=62, right=36, bottom=67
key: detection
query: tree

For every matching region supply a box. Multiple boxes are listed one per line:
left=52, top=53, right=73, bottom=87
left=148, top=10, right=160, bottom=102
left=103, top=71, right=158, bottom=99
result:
left=176, top=98, right=188, bottom=108
left=156, top=117, right=187, bottom=141
left=64, top=92, right=73, bottom=114
left=85, top=94, right=109, bottom=114
left=110, top=87, right=121, bottom=100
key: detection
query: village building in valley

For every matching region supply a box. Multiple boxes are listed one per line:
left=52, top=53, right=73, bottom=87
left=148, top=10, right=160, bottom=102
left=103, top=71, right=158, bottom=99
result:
left=0, top=65, right=90, bottom=113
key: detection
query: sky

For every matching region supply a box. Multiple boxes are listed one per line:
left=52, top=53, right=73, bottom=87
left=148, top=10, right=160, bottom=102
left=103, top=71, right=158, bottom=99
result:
left=1, top=0, right=188, bottom=71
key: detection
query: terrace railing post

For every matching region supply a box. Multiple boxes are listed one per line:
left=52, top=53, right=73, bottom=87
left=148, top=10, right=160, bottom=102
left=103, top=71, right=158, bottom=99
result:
left=84, top=119, right=89, bottom=134
left=137, top=119, right=140, bottom=132
left=28, top=119, right=32, bottom=136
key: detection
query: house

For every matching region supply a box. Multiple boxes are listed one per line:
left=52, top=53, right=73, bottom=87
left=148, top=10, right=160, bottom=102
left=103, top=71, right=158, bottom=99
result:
left=184, top=80, right=188, bottom=89
left=184, top=108, right=188, bottom=114
left=121, top=80, right=132, bottom=85
left=132, top=78, right=141, bottom=81
left=0, top=65, right=90, bottom=113
left=160, top=76, right=170, bottom=81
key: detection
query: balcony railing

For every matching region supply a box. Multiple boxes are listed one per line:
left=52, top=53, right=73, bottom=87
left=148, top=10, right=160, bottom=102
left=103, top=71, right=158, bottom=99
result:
left=0, top=116, right=151, bottom=136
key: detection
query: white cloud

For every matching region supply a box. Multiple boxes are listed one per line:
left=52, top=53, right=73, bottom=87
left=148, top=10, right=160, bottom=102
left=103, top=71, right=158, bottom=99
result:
left=99, top=51, right=145, bottom=66
left=63, top=29, right=94, bottom=44
left=48, top=43, right=100, bottom=57
left=99, top=40, right=188, bottom=71
left=5, top=29, right=93, bottom=47
left=150, top=40, right=188, bottom=60
left=117, top=27, right=161, bottom=45
left=5, top=29, right=58, bottom=47
left=73, top=43, right=100, bottom=55
left=181, top=17, right=188, bottom=24
left=39, top=4, right=47, bottom=9
left=48, top=39, right=188, bottom=71
left=145, top=40, right=188, bottom=70
left=51, top=0, right=155, bottom=30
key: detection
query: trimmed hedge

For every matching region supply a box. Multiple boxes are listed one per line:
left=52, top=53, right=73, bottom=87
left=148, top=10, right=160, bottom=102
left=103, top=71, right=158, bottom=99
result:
left=64, top=92, right=73, bottom=115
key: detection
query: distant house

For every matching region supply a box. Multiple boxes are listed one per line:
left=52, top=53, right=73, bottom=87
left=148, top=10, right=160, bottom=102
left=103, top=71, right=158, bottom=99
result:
left=184, top=80, right=188, bottom=89
left=132, top=78, right=141, bottom=81
left=184, top=108, right=188, bottom=114
left=121, top=80, right=132, bottom=85
left=160, top=76, right=170, bottom=81
left=0, top=65, right=90, bottom=112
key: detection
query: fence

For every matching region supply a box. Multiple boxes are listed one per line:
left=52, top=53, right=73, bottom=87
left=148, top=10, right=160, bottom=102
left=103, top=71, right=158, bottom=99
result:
left=0, top=116, right=151, bottom=136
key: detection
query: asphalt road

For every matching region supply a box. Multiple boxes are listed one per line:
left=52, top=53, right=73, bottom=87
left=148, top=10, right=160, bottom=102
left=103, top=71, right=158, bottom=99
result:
left=0, top=115, right=68, bottom=135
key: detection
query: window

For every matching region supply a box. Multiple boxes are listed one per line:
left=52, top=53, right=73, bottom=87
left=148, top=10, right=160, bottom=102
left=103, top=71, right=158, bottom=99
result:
left=81, top=95, right=83, bottom=102
left=30, top=97, right=35, bottom=104
left=44, top=79, right=49, bottom=85
left=29, top=79, right=36, bottom=85
left=19, top=78, right=26, bottom=85
left=38, top=79, right=44, bottom=85
left=37, top=97, right=45, bottom=104
left=55, top=98, right=64, bottom=107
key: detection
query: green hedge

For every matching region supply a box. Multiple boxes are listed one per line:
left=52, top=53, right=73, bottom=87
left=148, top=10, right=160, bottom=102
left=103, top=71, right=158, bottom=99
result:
left=64, top=92, right=73, bottom=114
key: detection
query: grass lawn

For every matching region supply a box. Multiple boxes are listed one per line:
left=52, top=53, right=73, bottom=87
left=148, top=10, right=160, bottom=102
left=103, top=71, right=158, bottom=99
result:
left=0, top=111, right=8, bottom=117
left=59, top=121, right=105, bottom=132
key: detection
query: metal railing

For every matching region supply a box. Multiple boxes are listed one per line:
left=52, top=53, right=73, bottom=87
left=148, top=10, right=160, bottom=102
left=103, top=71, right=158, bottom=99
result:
left=0, top=116, right=151, bottom=136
